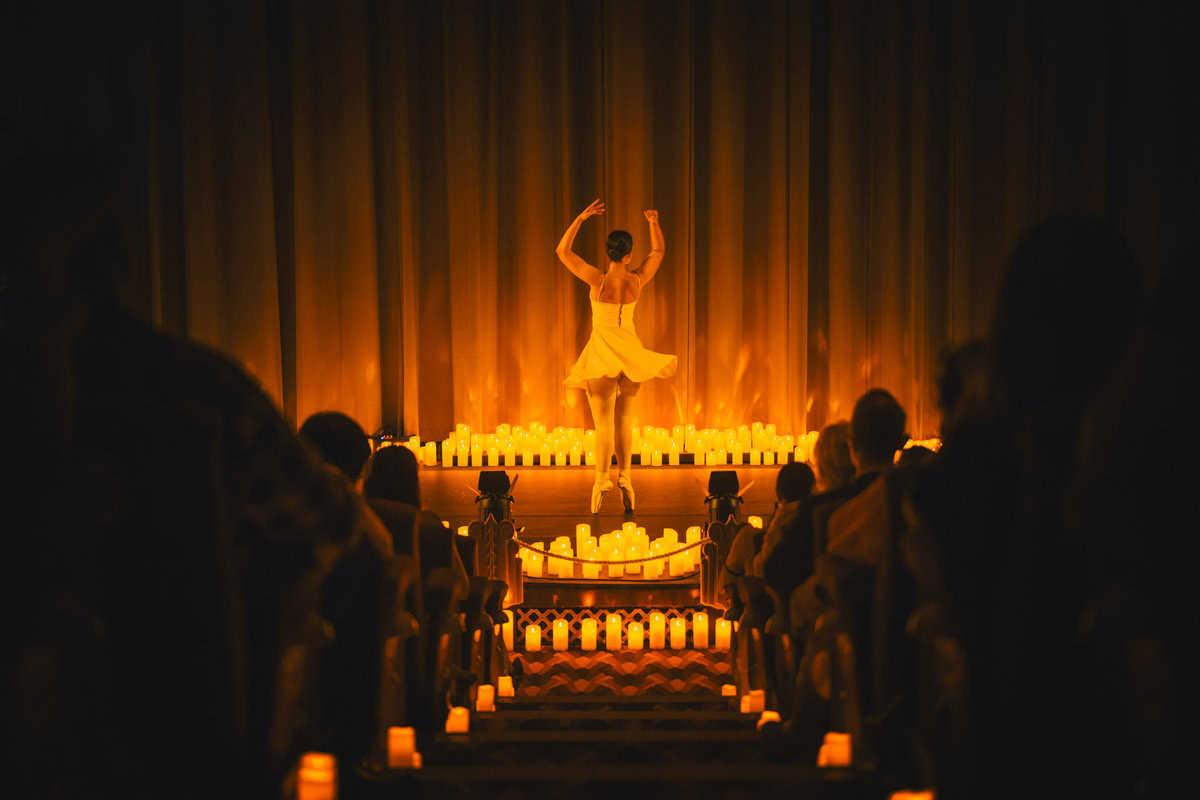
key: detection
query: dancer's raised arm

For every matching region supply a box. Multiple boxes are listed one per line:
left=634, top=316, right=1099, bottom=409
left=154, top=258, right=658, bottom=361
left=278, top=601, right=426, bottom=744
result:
left=556, top=199, right=606, bottom=287
left=636, top=209, right=665, bottom=285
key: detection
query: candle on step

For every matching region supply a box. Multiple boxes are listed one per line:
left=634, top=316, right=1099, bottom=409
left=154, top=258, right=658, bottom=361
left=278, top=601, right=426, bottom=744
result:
left=627, top=621, right=644, bottom=649
left=570, top=443, right=582, bottom=465
left=606, top=614, right=621, bottom=650
left=581, top=618, right=597, bottom=650
left=748, top=689, right=765, bottom=712
left=670, top=617, right=687, bottom=649
left=693, top=612, right=709, bottom=648
left=298, top=753, right=336, bottom=800
left=685, top=527, right=703, bottom=570
left=715, top=618, right=731, bottom=649
left=475, top=684, right=495, bottom=712
left=820, top=732, right=851, bottom=767
left=757, top=710, right=781, bottom=731
left=445, top=706, right=469, bottom=734
left=625, top=543, right=642, bottom=575
left=497, top=675, right=514, bottom=697
left=721, top=683, right=737, bottom=697
left=424, top=442, right=437, bottom=466
left=525, top=624, right=541, bottom=651
left=553, top=619, right=568, bottom=651
left=649, top=612, right=666, bottom=649
left=387, top=727, right=416, bottom=767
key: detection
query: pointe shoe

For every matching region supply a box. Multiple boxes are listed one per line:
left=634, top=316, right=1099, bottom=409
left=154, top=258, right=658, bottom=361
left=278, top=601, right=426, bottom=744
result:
left=591, top=479, right=614, bottom=514
left=616, top=474, right=635, bottom=514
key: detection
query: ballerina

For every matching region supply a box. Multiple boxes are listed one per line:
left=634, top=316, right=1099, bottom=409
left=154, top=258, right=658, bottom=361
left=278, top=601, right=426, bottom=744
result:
left=557, top=199, right=678, bottom=514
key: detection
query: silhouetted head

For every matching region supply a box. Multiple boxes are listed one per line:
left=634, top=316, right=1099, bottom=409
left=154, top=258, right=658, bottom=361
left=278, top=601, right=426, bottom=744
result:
left=937, top=340, right=993, bottom=439
left=363, top=445, right=420, bottom=507
left=298, top=411, right=371, bottom=482
left=898, top=445, right=936, bottom=468
left=606, top=230, right=633, bottom=264
left=992, top=215, right=1142, bottom=418
left=776, top=462, right=817, bottom=503
left=850, top=389, right=908, bottom=472
left=813, top=421, right=855, bottom=492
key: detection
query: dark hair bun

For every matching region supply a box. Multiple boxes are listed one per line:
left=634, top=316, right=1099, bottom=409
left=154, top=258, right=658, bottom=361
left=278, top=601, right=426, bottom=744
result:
left=606, top=230, right=633, bottom=262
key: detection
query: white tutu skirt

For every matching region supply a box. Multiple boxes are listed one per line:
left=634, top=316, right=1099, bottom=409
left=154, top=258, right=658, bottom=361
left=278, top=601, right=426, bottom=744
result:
left=564, top=300, right=677, bottom=389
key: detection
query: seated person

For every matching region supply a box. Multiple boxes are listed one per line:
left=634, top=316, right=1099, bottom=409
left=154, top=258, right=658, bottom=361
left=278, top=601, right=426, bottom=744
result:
left=724, top=462, right=817, bottom=583
left=362, top=445, right=468, bottom=588
left=754, top=421, right=856, bottom=582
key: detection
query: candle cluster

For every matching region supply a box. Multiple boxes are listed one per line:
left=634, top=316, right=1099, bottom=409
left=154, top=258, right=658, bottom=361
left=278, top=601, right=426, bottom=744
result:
left=521, top=610, right=727, bottom=651
left=518, top=522, right=706, bottom=579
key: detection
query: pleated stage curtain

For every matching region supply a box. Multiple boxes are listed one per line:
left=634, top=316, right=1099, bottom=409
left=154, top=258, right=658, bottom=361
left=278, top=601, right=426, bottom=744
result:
left=132, top=0, right=1187, bottom=439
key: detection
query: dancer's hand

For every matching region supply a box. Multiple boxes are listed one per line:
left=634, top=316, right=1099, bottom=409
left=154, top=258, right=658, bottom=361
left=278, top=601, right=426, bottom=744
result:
left=644, top=209, right=659, bottom=224
left=578, top=198, right=606, bottom=220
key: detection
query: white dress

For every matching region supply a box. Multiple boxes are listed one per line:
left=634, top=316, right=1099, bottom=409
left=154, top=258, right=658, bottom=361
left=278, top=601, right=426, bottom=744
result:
left=564, top=273, right=678, bottom=389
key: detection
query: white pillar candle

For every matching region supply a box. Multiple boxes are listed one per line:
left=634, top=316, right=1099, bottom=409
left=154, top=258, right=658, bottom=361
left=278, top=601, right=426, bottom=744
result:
left=732, top=443, right=743, bottom=465
left=502, top=610, right=514, bottom=650
left=521, top=449, right=533, bottom=466
left=625, top=621, right=644, bottom=649
left=504, top=445, right=515, bottom=465
left=298, top=754, right=336, bottom=800
left=625, top=543, right=642, bottom=575
left=606, top=614, right=621, bottom=650
left=643, top=553, right=662, bottom=579
left=526, top=551, right=542, bottom=578
left=487, top=446, right=499, bottom=466
left=441, top=439, right=453, bottom=467
left=749, top=448, right=761, bottom=465
left=585, top=449, right=596, bottom=466
left=693, top=612, right=709, bottom=648
left=539, top=445, right=551, bottom=466
left=670, top=617, right=687, bottom=649
left=607, top=548, right=624, bottom=577
left=576, top=523, right=591, bottom=554
left=456, top=441, right=468, bottom=466
left=669, top=440, right=680, bottom=465
left=721, top=683, right=737, bottom=697
left=387, top=727, right=416, bottom=767
left=715, top=618, right=731, bottom=649
left=581, top=618, right=597, bottom=650
left=669, top=553, right=685, bottom=576
left=471, top=445, right=483, bottom=466
left=445, top=706, right=469, bottom=734
left=663, top=528, right=679, bottom=547
left=475, top=684, right=495, bottom=712
left=552, top=619, right=568, bottom=651
left=423, top=442, right=437, bottom=466
left=582, top=552, right=601, bottom=579
left=649, top=612, right=666, bottom=649
left=717, top=449, right=727, bottom=465
left=457, top=525, right=470, bottom=537
left=525, top=624, right=541, bottom=651
left=555, top=450, right=565, bottom=467
left=748, top=689, right=766, bottom=713
left=497, top=675, right=514, bottom=697
left=763, top=449, right=776, bottom=466
left=653, top=449, right=662, bottom=466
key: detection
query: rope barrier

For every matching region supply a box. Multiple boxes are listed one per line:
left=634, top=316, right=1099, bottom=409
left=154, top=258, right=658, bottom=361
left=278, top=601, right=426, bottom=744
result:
left=511, top=536, right=714, bottom=566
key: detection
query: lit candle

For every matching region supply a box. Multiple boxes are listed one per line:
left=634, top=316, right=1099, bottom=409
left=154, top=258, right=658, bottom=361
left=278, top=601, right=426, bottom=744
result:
left=475, top=683, right=495, bottom=712
left=721, top=683, right=737, bottom=697
left=653, top=448, right=662, bottom=466
left=424, top=441, right=437, bottom=466
left=539, top=444, right=551, bottom=466
left=387, top=727, right=416, bottom=768
left=525, top=624, right=541, bottom=651
left=526, top=551, right=542, bottom=578
left=570, top=444, right=582, bottom=465
left=763, top=449, right=776, bottom=466
left=749, top=448, right=761, bottom=465
left=670, top=617, right=687, bottom=649
left=626, top=621, right=644, bottom=649
left=522, top=449, right=533, bottom=466
left=649, top=612, right=666, bottom=649
left=622, top=521, right=637, bottom=535
left=581, top=618, right=597, bottom=650
left=747, top=516, right=763, bottom=529
left=693, top=612, right=709, bottom=648
left=685, top=527, right=703, bottom=570
left=457, top=525, right=470, bottom=537
left=576, top=523, right=591, bottom=555
left=504, top=444, right=515, bottom=465
left=748, top=689, right=765, bottom=712
left=732, top=442, right=743, bottom=465
left=582, top=551, right=601, bottom=579
left=471, top=444, right=483, bottom=466
left=625, top=543, right=643, bottom=574
left=608, top=548, right=624, bottom=577
left=668, top=551, right=685, bottom=576
left=445, top=706, right=469, bottom=734
left=669, top=440, right=680, bottom=465
left=716, top=448, right=727, bottom=465
left=553, top=619, right=568, bottom=651
left=821, top=732, right=851, bottom=766
left=497, top=675, right=514, bottom=697
left=585, top=449, right=596, bottom=466
left=502, top=610, right=514, bottom=650
left=298, top=753, right=336, bottom=800
left=606, top=614, right=621, bottom=650
left=715, top=618, right=731, bottom=649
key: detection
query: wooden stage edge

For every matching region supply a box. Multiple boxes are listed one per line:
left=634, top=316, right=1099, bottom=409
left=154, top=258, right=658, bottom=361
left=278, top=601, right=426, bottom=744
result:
left=421, top=465, right=783, bottom=542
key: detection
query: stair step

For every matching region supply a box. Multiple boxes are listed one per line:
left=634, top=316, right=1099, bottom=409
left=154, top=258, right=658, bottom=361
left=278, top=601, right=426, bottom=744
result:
left=497, top=693, right=734, bottom=711
left=438, top=728, right=761, bottom=745
left=475, top=709, right=754, bottom=732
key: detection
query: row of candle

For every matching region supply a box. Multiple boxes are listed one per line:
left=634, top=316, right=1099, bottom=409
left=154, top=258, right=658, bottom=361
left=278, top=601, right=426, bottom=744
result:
left=512, top=612, right=731, bottom=651
left=519, top=523, right=705, bottom=579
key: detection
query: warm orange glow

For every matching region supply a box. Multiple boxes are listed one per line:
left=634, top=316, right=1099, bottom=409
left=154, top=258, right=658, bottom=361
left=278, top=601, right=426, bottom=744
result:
left=581, top=618, right=597, bottom=650
left=525, top=624, right=541, bottom=651
left=693, top=612, right=709, bottom=648
left=817, top=732, right=851, bottom=767
left=721, top=683, right=737, bottom=697
left=298, top=752, right=335, bottom=800
left=715, top=618, right=731, bottom=649
left=445, top=706, right=470, bottom=734
left=387, top=727, right=417, bottom=768
left=649, top=612, right=666, bottom=649
left=606, top=614, right=621, bottom=650
left=626, top=621, right=644, bottom=649
left=475, top=684, right=495, bottom=712
left=497, top=675, right=514, bottom=697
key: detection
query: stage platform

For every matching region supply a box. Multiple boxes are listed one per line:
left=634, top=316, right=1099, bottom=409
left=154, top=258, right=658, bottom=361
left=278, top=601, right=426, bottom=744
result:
left=422, top=464, right=782, bottom=544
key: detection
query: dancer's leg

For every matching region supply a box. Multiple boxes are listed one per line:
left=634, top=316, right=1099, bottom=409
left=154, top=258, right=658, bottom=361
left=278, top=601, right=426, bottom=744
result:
left=586, top=376, right=619, bottom=482
left=614, top=375, right=641, bottom=478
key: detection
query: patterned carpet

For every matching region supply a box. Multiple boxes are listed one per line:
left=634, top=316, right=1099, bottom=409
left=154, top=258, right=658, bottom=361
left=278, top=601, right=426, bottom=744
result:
left=514, top=648, right=733, bottom=696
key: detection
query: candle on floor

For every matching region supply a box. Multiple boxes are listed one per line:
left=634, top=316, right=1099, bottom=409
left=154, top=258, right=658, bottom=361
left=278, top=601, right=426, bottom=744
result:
left=580, top=618, right=597, bottom=650
left=748, top=689, right=765, bottom=712
left=649, top=612, right=666, bottom=649
left=585, top=449, right=596, bottom=466
left=757, top=710, right=782, bottom=731
left=525, top=624, right=541, bottom=651
left=445, top=706, right=469, bottom=734
left=497, top=675, right=514, bottom=697
left=475, top=683, right=496, bottom=712
left=820, top=732, right=851, bottom=767
left=763, top=449, right=776, bottom=466
left=504, top=444, right=515, bottom=465
left=502, top=611, right=514, bottom=650
left=627, top=621, right=644, bottom=649
left=539, top=445, right=551, bottom=466
left=387, top=727, right=416, bottom=768
left=570, top=444, right=582, bottom=465
left=749, top=448, right=761, bottom=465
left=298, top=753, right=336, bottom=800
left=552, top=619, right=568, bottom=651
left=715, top=618, right=731, bottom=649
left=670, top=617, right=687, bottom=649
left=732, top=443, right=743, bottom=465
left=721, top=683, right=737, bottom=697
left=521, top=449, right=533, bottom=466
left=471, top=444, right=483, bottom=466
left=555, top=450, right=565, bottom=467
left=693, top=612, right=709, bottom=648
left=669, top=440, right=680, bottom=465
left=606, top=614, right=621, bottom=650
left=423, top=442, right=437, bottom=466
left=487, top=445, right=499, bottom=466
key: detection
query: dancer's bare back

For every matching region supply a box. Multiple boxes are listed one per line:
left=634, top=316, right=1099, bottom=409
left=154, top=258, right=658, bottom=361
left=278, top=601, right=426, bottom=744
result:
left=555, top=200, right=665, bottom=304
